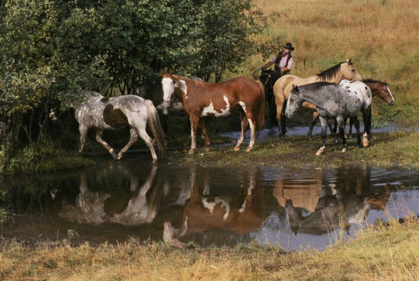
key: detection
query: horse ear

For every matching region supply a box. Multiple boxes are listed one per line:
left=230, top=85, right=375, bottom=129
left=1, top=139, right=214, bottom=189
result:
left=292, top=84, right=299, bottom=92
left=348, top=58, right=352, bottom=64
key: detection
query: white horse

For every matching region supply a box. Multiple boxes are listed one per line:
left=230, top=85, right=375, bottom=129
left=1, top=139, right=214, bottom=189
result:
left=50, top=91, right=166, bottom=162
left=339, top=79, right=373, bottom=146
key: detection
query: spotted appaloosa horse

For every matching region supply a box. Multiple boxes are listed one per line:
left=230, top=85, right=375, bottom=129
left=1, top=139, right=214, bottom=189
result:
left=50, top=91, right=166, bottom=162
left=308, top=79, right=395, bottom=140
left=259, top=68, right=281, bottom=126
left=285, top=82, right=372, bottom=155
left=345, top=79, right=395, bottom=138
left=273, top=59, right=362, bottom=137
left=161, top=71, right=265, bottom=154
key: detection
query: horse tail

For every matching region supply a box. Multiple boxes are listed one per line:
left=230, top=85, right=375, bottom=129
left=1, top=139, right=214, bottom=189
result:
left=255, top=81, right=265, bottom=131
left=145, top=100, right=167, bottom=159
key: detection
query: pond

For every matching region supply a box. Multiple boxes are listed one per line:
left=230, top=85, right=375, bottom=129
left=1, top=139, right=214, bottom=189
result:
left=1, top=159, right=418, bottom=251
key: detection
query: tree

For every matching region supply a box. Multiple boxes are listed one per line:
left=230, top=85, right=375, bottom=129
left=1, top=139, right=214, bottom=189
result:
left=193, top=0, right=265, bottom=82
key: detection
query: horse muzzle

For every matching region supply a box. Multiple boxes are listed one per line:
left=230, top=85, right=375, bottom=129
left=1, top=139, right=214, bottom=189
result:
left=49, top=111, right=58, bottom=121
left=388, top=100, right=395, bottom=106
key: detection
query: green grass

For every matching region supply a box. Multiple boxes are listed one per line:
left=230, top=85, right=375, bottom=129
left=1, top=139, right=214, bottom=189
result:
left=168, top=130, right=419, bottom=169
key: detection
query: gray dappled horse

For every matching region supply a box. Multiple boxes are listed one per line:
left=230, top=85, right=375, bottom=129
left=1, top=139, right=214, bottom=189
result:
left=50, top=91, right=166, bottom=162
left=285, top=82, right=372, bottom=155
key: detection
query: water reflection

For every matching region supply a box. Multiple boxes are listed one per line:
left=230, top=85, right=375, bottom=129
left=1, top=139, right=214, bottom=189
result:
left=275, top=165, right=392, bottom=235
left=163, top=167, right=264, bottom=242
left=1, top=160, right=418, bottom=250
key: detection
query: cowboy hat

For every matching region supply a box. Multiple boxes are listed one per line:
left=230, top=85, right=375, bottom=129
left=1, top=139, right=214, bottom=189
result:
left=283, top=42, right=295, bottom=51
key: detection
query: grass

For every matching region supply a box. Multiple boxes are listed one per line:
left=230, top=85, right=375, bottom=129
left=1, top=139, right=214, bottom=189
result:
left=232, top=0, right=419, bottom=125
left=168, top=130, right=419, bottom=169
left=1, top=217, right=419, bottom=280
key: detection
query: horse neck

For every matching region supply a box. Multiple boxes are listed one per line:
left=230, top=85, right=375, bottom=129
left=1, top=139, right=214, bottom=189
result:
left=300, top=90, right=326, bottom=107
left=174, top=77, right=199, bottom=105
left=363, top=82, right=379, bottom=97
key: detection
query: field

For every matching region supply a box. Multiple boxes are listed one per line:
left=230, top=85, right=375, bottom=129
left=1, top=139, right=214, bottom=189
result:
left=238, top=0, right=419, bottom=125
left=1, top=218, right=419, bottom=280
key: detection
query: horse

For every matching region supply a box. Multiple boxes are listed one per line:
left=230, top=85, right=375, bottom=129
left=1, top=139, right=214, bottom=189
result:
left=285, top=82, right=372, bottom=155
left=273, top=59, right=362, bottom=137
left=161, top=71, right=265, bottom=154
left=345, top=79, right=395, bottom=138
left=50, top=91, right=166, bottom=162
left=259, top=68, right=281, bottom=126
left=308, top=79, right=395, bottom=139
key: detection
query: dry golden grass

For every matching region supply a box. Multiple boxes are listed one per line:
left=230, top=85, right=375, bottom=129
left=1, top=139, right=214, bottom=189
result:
left=1, top=219, right=419, bottom=280
left=237, top=0, right=419, bottom=123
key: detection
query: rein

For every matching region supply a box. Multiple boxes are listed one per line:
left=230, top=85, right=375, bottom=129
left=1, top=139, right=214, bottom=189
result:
left=260, top=72, right=275, bottom=95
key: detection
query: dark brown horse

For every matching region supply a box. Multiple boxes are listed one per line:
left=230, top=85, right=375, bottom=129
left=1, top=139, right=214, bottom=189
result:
left=161, top=71, right=265, bottom=154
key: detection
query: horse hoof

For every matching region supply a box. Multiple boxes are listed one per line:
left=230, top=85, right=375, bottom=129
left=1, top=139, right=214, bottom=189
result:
left=315, top=147, right=325, bottom=156
left=348, top=134, right=353, bottom=139
left=341, top=147, right=347, bottom=153
left=188, top=149, right=195, bottom=155
left=116, top=154, right=123, bottom=160
left=234, top=146, right=240, bottom=151
left=246, top=147, right=252, bottom=152
left=362, top=134, right=369, bottom=147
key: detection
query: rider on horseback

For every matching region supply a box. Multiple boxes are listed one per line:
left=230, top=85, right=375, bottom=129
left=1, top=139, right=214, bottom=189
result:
left=262, top=42, right=294, bottom=76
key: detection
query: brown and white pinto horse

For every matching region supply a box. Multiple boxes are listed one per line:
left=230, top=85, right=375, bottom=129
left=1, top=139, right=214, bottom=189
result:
left=161, top=71, right=265, bottom=154
left=273, top=59, right=362, bottom=137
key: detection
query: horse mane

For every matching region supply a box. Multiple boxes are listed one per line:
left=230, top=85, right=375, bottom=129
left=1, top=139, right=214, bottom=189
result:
left=316, top=62, right=345, bottom=81
left=363, top=79, right=387, bottom=85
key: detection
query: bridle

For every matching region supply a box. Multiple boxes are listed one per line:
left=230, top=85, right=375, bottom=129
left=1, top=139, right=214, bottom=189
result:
left=260, top=72, right=272, bottom=88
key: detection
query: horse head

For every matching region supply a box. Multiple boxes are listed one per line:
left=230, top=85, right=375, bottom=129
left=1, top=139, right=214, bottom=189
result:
left=340, top=59, right=362, bottom=82
left=259, top=68, right=273, bottom=88
left=377, top=81, right=395, bottom=106
left=285, top=85, right=304, bottom=119
left=161, top=70, right=184, bottom=102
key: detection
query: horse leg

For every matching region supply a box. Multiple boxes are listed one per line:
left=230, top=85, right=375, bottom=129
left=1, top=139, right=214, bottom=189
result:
left=281, top=102, right=287, bottom=134
left=308, top=112, right=319, bottom=140
left=275, top=96, right=286, bottom=138
left=234, top=109, right=248, bottom=151
left=95, top=129, right=117, bottom=159
left=327, top=119, right=338, bottom=143
left=362, top=106, right=372, bottom=146
left=269, top=93, right=278, bottom=126
left=189, top=116, right=199, bottom=155
left=245, top=110, right=256, bottom=152
left=199, top=119, right=211, bottom=152
left=347, top=118, right=354, bottom=139
left=316, top=116, right=328, bottom=155
left=137, top=126, right=158, bottom=162
left=336, top=116, right=348, bottom=152
left=351, top=116, right=362, bottom=147
left=78, top=124, right=88, bottom=153
left=116, top=128, right=139, bottom=160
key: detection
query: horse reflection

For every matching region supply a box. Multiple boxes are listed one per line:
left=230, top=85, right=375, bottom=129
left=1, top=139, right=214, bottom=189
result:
left=163, top=167, right=265, bottom=241
left=60, top=164, right=161, bottom=226
left=275, top=166, right=392, bottom=235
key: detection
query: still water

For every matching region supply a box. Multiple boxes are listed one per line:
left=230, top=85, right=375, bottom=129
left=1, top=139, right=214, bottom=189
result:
left=1, top=159, right=418, bottom=251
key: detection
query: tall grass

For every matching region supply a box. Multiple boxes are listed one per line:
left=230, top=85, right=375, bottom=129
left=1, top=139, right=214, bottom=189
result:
left=236, top=0, right=419, bottom=123
left=1, top=217, right=419, bottom=280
